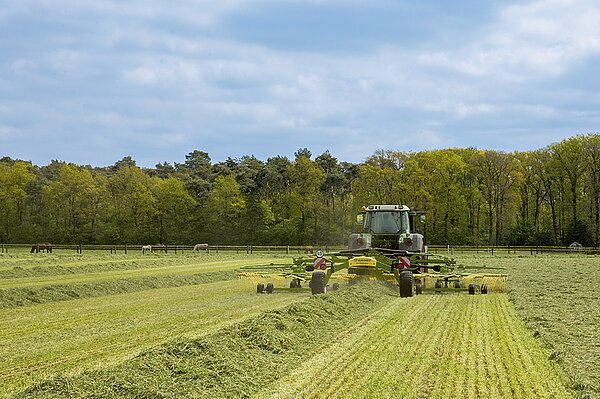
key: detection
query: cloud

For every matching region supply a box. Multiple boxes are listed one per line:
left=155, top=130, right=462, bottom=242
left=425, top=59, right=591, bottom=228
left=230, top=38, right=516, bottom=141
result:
left=419, top=0, right=600, bottom=80
left=2, top=0, right=600, bottom=166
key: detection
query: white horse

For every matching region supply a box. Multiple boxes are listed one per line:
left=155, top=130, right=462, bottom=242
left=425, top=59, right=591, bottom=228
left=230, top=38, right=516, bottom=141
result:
left=142, top=245, right=152, bottom=254
left=193, top=243, right=209, bottom=253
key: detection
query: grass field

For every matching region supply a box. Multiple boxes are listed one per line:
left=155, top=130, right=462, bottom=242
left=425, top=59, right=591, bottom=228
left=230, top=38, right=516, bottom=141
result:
left=0, top=251, right=308, bottom=398
left=454, top=254, right=600, bottom=399
left=1, top=250, right=598, bottom=398
left=258, top=293, right=571, bottom=399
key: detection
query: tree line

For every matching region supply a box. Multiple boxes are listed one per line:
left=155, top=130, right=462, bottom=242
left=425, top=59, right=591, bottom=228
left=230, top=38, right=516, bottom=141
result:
left=1, top=133, right=599, bottom=247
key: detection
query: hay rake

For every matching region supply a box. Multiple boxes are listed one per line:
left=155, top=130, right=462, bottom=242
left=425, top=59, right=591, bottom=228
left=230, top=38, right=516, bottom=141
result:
left=238, top=205, right=507, bottom=297
left=238, top=249, right=507, bottom=296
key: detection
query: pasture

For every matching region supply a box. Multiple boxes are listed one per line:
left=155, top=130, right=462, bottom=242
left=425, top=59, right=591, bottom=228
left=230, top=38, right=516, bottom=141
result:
left=0, top=250, right=598, bottom=398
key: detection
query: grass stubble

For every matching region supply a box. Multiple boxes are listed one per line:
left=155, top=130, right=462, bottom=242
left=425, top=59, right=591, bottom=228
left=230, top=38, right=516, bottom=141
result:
left=257, top=293, right=571, bottom=399
left=455, top=254, right=600, bottom=399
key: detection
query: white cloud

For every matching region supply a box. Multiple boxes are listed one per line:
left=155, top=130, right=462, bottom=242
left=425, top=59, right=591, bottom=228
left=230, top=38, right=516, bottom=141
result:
left=421, top=0, right=600, bottom=80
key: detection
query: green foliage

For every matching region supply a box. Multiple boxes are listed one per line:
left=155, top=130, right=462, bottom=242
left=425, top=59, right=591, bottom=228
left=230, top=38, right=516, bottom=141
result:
left=507, top=218, right=536, bottom=246
left=204, top=175, right=246, bottom=243
left=3, top=134, right=600, bottom=246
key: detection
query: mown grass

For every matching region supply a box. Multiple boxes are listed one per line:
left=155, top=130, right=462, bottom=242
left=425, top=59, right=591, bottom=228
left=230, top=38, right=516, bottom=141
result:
left=0, top=270, right=237, bottom=308
left=258, top=293, right=571, bottom=399
left=11, top=282, right=396, bottom=399
left=0, top=252, right=304, bottom=398
left=3, top=252, right=597, bottom=399
left=454, top=254, right=600, bottom=399
left=0, top=280, right=310, bottom=398
left=0, top=253, right=291, bottom=286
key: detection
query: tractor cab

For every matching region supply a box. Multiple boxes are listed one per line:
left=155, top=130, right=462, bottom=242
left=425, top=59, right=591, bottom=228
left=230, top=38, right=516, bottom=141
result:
left=349, top=205, right=425, bottom=253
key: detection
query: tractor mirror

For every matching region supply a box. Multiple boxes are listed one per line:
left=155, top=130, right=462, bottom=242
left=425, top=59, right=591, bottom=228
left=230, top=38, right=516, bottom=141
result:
left=356, top=214, right=364, bottom=224
left=419, top=214, right=426, bottom=223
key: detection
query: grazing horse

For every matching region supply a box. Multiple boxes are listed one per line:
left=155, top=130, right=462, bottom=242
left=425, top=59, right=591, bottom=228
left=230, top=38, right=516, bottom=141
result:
left=304, top=245, right=313, bottom=254
left=30, top=243, right=52, bottom=253
left=153, top=244, right=167, bottom=253
left=193, top=243, right=209, bottom=253
left=142, top=245, right=152, bottom=254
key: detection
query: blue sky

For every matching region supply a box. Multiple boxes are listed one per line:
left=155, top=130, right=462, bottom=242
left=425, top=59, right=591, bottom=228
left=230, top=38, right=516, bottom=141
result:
left=1, top=0, right=599, bottom=167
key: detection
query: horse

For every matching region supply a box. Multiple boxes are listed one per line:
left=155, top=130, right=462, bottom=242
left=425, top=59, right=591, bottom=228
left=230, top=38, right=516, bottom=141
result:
left=304, top=245, right=313, bottom=254
left=153, top=244, right=167, bottom=253
left=30, top=243, right=52, bottom=253
left=193, top=243, right=209, bottom=253
left=142, top=245, right=152, bottom=254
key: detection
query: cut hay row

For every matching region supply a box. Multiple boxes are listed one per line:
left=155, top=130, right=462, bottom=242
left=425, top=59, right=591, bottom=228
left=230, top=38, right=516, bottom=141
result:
left=0, top=270, right=237, bottom=308
left=12, top=283, right=396, bottom=399
left=259, top=294, right=572, bottom=399
left=0, top=280, right=310, bottom=398
left=0, top=256, right=288, bottom=289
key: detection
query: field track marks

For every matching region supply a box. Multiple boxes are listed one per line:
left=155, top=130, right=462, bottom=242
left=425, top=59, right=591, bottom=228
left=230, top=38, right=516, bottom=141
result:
left=258, top=294, right=571, bottom=399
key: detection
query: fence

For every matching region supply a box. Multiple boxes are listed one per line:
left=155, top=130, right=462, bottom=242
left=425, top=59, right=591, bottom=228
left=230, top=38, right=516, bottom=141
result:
left=1, top=243, right=598, bottom=255
left=427, top=244, right=600, bottom=255
left=0, top=243, right=347, bottom=255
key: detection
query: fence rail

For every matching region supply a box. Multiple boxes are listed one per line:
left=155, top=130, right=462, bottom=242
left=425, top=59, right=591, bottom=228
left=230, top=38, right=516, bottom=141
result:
left=0, top=243, right=598, bottom=255
left=0, top=243, right=347, bottom=255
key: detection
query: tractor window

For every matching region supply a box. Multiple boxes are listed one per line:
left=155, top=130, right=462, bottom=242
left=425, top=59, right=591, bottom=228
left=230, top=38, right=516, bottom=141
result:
left=366, top=211, right=410, bottom=234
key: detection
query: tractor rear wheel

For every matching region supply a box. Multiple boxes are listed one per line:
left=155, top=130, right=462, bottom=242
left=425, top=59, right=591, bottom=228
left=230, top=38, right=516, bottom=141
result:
left=399, top=271, right=414, bottom=297
left=468, top=284, right=475, bottom=295
left=257, top=283, right=264, bottom=294
left=415, top=283, right=422, bottom=295
left=266, top=283, right=274, bottom=294
left=311, top=272, right=326, bottom=295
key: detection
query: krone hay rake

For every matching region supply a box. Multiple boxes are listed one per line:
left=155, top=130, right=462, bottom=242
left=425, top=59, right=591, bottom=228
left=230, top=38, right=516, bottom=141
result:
left=239, top=205, right=506, bottom=297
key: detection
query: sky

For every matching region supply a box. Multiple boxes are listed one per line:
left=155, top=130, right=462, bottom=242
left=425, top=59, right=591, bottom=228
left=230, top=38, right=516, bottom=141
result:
left=1, top=0, right=600, bottom=167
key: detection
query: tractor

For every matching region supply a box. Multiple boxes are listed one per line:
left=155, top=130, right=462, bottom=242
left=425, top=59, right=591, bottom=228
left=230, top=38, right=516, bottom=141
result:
left=239, top=205, right=506, bottom=296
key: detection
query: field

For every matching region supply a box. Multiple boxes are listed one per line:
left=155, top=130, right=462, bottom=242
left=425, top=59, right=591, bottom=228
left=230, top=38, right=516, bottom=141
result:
left=0, top=250, right=598, bottom=398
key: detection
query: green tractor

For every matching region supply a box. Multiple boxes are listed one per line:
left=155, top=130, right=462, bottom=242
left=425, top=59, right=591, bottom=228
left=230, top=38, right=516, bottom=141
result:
left=239, top=205, right=506, bottom=296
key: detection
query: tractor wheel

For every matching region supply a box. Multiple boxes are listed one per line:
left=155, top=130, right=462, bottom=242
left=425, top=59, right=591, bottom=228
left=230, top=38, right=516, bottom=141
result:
left=399, top=271, right=414, bottom=297
left=332, top=282, right=339, bottom=291
left=481, top=284, right=488, bottom=294
left=311, top=272, right=326, bottom=295
left=454, top=281, right=461, bottom=289
left=468, top=284, right=475, bottom=295
left=266, top=283, right=274, bottom=294
left=415, top=283, right=423, bottom=295
left=257, top=283, right=264, bottom=294
left=290, top=280, right=297, bottom=289
left=435, top=281, right=442, bottom=293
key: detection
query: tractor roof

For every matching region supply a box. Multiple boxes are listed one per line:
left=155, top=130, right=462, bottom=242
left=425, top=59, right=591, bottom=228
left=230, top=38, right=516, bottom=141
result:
left=364, top=205, right=410, bottom=211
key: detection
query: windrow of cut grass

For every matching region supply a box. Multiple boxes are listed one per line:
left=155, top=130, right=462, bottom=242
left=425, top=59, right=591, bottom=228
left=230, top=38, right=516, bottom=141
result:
left=0, top=253, right=291, bottom=278
left=454, top=254, right=600, bottom=399
left=1, top=280, right=310, bottom=398
left=0, top=270, right=237, bottom=308
left=13, top=282, right=397, bottom=399
left=259, top=293, right=572, bottom=399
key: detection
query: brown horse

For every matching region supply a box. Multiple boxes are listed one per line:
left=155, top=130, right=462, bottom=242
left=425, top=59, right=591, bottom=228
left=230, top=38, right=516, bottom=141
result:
left=30, top=243, right=52, bottom=253
left=193, top=243, right=209, bottom=253
left=153, top=244, right=167, bottom=253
